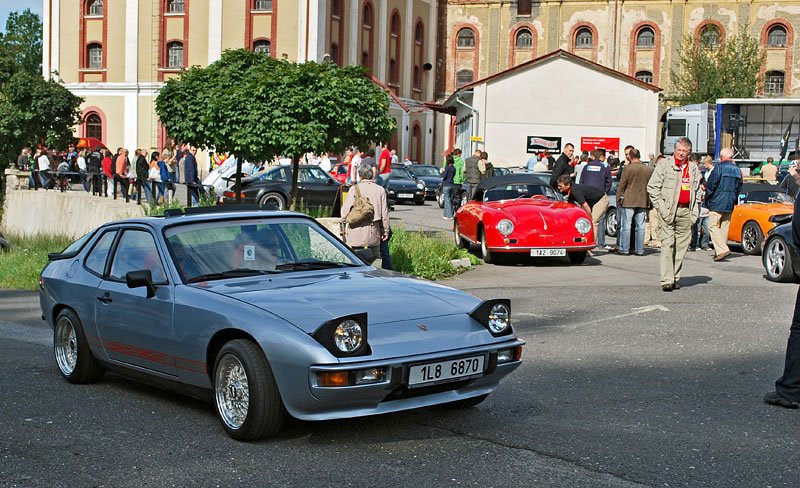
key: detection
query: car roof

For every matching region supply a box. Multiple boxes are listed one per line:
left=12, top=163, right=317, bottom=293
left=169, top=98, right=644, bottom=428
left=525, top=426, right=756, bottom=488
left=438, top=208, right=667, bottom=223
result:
left=741, top=183, right=784, bottom=193
left=476, top=174, right=551, bottom=191
left=97, top=209, right=314, bottom=232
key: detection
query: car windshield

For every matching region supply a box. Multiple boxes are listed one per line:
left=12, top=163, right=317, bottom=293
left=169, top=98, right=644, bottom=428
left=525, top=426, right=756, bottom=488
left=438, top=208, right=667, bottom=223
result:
left=165, top=218, right=361, bottom=283
left=741, top=191, right=793, bottom=204
left=483, top=184, right=560, bottom=202
left=410, top=166, right=440, bottom=177
left=390, top=168, right=412, bottom=179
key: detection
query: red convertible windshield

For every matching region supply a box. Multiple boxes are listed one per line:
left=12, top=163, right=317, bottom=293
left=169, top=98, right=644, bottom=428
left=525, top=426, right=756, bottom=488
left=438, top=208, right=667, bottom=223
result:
left=483, top=184, right=561, bottom=202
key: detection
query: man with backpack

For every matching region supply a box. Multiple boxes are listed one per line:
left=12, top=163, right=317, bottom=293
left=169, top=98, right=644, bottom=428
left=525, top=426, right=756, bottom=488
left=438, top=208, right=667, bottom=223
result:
left=340, top=161, right=390, bottom=265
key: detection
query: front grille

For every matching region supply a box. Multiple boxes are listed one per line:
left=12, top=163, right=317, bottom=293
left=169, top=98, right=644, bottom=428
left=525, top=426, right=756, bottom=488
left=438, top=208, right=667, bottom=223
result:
left=381, top=379, right=472, bottom=402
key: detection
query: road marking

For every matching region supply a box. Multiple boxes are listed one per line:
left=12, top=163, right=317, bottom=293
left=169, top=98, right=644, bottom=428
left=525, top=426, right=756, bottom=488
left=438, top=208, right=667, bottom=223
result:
left=563, top=305, right=670, bottom=330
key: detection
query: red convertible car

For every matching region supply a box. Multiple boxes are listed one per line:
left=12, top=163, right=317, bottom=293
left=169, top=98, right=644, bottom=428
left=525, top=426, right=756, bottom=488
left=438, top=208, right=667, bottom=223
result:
left=453, top=174, right=596, bottom=264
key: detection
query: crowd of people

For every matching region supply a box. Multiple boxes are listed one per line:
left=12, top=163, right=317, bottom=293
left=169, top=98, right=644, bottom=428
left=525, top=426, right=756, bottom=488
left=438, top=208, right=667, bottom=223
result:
left=15, top=143, right=204, bottom=206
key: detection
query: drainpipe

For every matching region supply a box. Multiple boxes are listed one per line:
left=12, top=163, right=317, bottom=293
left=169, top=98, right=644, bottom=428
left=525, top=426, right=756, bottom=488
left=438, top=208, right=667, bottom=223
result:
left=454, top=93, right=479, bottom=153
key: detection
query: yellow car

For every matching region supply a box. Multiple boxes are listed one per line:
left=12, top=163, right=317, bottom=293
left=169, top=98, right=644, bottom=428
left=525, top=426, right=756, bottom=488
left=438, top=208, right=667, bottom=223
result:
left=728, top=183, right=794, bottom=255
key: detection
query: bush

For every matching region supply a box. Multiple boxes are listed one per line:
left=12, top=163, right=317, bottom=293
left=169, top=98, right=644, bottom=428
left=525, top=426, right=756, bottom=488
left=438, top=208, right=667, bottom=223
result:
left=0, top=234, right=73, bottom=290
left=389, top=227, right=478, bottom=281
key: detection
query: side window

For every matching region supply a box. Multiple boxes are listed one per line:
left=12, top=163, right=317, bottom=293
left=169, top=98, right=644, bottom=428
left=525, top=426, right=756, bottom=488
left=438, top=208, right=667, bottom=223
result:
left=108, top=230, right=168, bottom=284
left=306, top=167, right=330, bottom=183
left=85, top=230, right=118, bottom=276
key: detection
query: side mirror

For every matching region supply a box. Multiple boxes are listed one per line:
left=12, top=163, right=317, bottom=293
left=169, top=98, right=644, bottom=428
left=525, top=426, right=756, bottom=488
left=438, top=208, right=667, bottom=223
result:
left=353, top=248, right=375, bottom=264
left=126, top=270, right=157, bottom=298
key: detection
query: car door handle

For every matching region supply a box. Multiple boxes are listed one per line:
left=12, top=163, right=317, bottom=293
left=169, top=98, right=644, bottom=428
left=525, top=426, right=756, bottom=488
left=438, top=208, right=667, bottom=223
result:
left=96, top=293, right=112, bottom=304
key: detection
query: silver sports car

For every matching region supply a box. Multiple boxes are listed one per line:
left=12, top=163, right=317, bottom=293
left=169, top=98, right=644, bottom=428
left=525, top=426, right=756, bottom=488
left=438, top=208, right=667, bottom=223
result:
left=39, top=208, right=524, bottom=441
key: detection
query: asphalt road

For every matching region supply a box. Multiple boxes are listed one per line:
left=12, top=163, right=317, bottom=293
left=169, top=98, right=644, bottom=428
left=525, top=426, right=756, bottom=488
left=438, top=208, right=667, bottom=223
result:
left=1, top=201, right=799, bottom=487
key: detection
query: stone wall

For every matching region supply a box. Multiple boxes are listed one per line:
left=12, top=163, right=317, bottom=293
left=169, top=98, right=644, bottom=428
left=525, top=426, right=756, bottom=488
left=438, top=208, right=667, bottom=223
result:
left=2, top=169, right=146, bottom=239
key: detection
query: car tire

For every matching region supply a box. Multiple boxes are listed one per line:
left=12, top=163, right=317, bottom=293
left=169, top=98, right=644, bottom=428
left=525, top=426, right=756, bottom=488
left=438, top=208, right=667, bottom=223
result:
left=763, top=236, right=795, bottom=282
left=741, top=221, right=763, bottom=255
left=258, top=192, right=286, bottom=210
left=479, top=228, right=493, bottom=264
left=54, top=308, right=105, bottom=384
left=605, top=207, right=618, bottom=237
left=453, top=220, right=468, bottom=249
left=213, top=339, right=285, bottom=441
left=437, top=190, right=444, bottom=209
left=415, top=198, right=425, bottom=206
left=441, top=393, right=489, bottom=409
left=460, top=192, right=468, bottom=208
left=568, top=250, right=588, bottom=264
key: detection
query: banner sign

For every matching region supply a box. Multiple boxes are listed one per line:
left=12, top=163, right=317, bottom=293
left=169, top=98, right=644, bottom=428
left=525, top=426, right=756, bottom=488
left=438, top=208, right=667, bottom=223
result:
left=526, top=136, right=561, bottom=154
left=580, top=137, right=620, bottom=153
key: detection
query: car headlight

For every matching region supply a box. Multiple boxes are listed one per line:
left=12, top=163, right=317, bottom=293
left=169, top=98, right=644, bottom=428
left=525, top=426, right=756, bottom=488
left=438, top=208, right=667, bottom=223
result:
left=312, top=313, right=370, bottom=357
left=334, top=320, right=363, bottom=353
left=417, top=181, right=425, bottom=190
left=487, top=303, right=511, bottom=334
left=497, top=219, right=514, bottom=236
left=575, top=217, right=591, bottom=234
left=469, top=299, right=513, bottom=336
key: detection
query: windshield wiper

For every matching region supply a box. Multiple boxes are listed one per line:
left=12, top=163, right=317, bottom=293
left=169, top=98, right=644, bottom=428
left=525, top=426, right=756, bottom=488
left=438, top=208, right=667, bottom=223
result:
left=186, top=268, right=280, bottom=284
left=275, top=260, right=360, bottom=271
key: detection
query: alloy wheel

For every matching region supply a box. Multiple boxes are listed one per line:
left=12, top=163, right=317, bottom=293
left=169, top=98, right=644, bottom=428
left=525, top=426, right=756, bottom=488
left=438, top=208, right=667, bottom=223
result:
left=215, top=354, right=250, bottom=430
left=54, top=315, right=78, bottom=376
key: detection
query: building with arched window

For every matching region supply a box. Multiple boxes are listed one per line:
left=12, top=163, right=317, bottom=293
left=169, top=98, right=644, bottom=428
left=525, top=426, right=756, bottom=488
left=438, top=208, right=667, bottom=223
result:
left=44, top=0, right=438, bottom=174
left=440, top=1, right=800, bottom=100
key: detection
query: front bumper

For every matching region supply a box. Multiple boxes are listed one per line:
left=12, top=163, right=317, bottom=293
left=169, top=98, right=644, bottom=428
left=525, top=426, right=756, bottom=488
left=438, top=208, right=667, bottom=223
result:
left=487, top=244, right=594, bottom=253
left=287, top=340, right=524, bottom=421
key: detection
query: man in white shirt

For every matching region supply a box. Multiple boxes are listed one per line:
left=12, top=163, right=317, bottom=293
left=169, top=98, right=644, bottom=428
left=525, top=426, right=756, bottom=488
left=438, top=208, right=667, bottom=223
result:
left=37, top=147, right=52, bottom=189
left=76, top=150, right=89, bottom=191
left=390, top=149, right=399, bottom=166
left=319, top=152, right=332, bottom=172
left=349, top=148, right=363, bottom=183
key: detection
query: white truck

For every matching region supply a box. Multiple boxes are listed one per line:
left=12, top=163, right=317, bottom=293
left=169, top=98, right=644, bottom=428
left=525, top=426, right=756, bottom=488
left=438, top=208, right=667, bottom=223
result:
left=662, top=98, right=800, bottom=167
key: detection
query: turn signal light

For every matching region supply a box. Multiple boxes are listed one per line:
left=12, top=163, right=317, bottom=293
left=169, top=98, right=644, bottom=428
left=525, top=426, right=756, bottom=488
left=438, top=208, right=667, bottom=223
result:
left=317, top=371, right=350, bottom=387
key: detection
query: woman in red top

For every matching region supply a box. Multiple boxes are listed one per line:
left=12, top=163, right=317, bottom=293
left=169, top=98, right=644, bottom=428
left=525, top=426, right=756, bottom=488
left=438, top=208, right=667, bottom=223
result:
left=101, top=150, right=113, bottom=196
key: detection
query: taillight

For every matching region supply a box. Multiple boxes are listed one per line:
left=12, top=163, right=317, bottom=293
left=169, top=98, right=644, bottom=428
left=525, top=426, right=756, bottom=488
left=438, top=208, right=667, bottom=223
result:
left=39, top=276, right=45, bottom=289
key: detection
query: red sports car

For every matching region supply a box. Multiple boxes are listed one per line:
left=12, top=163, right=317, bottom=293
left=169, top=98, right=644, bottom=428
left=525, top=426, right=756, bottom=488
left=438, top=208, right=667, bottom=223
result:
left=453, top=174, right=596, bottom=264
left=330, top=162, right=350, bottom=183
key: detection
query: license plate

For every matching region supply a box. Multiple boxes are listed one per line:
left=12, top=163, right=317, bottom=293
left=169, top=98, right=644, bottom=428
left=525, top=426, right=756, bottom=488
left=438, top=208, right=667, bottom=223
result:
left=408, top=355, right=485, bottom=387
left=398, top=193, right=414, bottom=199
left=530, top=248, right=566, bottom=257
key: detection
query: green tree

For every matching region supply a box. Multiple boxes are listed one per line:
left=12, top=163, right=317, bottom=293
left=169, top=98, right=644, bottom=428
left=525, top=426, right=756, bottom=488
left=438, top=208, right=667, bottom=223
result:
left=0, top=9, right=43, bottom=77
left=156, top=49, right=396, bottom=209
left=670, top=26, right=765, bottom=104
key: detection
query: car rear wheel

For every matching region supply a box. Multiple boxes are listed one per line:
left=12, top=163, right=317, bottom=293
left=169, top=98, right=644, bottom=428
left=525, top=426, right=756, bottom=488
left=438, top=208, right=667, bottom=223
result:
left=214, top=339, right=285, bottom=441
left=453, top=220, right=468, bottom=249
left=258, top=192, right=286, bottom=210
left=568, top=250, right=588, bottom=264
left=54, top=308, right=105, bottom=384
left=741, top=221, right=763, bottom=255
left=437, top=189, right=444, bottom=208
left=479, top=228, right=493, bottom=264
left=605, top=208, right=618, bottom=237
left=764, top=237, right=795, bottom=282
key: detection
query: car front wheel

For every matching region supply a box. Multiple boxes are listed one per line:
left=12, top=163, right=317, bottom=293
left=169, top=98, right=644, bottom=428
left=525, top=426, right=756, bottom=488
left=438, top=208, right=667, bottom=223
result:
left=437, top=189, right=444, bottom=208
left=214, top=339, right=285, bottom=441
left=54, top=308, right=105, bottom=384
left=453, top=220, right=468, bottom=249
left=479, top=228, right=493, bottom=264
left=741, top=221, right=763, bottom=255
left=568, top=250, right=588, bottom=264
left=605, top=208, right=618, bottom=237
left=764, top=237, right=795, bottom=282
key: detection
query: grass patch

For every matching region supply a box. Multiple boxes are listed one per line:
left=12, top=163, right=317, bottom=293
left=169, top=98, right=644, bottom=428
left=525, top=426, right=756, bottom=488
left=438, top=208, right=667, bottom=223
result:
left=0, top=234, right=74, bottom=290
left=389, top=227, right=479, bottom=281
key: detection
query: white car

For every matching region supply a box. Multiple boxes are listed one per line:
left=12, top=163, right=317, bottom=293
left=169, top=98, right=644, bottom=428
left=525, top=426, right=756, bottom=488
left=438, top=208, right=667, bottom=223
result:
left=203, top=157, right=254, bottom=195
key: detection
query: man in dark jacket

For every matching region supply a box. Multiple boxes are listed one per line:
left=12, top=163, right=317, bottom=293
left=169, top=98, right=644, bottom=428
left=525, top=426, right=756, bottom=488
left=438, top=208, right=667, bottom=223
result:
left=615, top=148, right=653, bottom=255
left=87, top=146, right=103, bottom=195
left=780, top=162, right=800, bottom=198
left=764, top=180, right=800, bottom=409
left=704, top=147, right=743, bottom=262
left=579, top=149, right=612, bottom=249
left=549, top=143, right=575, bottom=189
left=184, top=146, right=201, bottom=207
left=134, top=149, right=150, bottom=203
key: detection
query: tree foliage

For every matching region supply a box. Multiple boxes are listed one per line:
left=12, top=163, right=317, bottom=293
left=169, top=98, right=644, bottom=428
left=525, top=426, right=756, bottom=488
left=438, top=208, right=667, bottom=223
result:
left=0, top=10, right=82, bottom=171
left=670, top=26, right=765, bottom=104
left=0, top=9, right=43, bottom=77
left=155, top=49, right=396, bottom=208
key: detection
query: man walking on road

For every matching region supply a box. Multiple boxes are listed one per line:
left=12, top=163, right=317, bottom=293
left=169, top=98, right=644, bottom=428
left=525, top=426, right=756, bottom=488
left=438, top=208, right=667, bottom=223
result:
left=616, top=148, right=653, bottom=256
left=704, top=147, right=742, bottom=262
left=463, top=150, right=482, bottom=199
left=764, top=185, right=800, bottom=409
left=647, top=137, right=701, bottom=291
left=549, top=143, right=575, bottom=189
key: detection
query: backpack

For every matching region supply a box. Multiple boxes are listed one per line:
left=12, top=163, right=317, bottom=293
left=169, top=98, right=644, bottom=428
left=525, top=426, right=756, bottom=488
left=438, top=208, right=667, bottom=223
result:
left=344, top=184, right=375, bottom=227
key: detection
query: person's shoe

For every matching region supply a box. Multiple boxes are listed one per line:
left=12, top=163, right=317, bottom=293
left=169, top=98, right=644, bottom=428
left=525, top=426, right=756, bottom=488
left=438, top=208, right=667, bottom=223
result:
left=607, top=246, right=619, bottom=253
left=443, top=216, right=453, bottom=220
left=689, top=247, right=696, bottom=251
left=661, top=283, right=673, bottom=292
left=764, top=391, right=800, bottom=409
left=634, top=251, right=646, bottom=256
left=672, top=281, right=680, bottom=290
left=701, top=247, right=712, bottom=251
left=617, top=251, right=630, bottom=256
left=602, top=245, right=613, bottom=251
left=713, top=251, right=731, bottom=262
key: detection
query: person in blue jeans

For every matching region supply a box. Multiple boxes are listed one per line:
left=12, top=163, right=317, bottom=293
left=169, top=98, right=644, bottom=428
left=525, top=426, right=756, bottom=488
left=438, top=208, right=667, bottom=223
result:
left=690, top=206, right=711, bottom=250
left=615, top=149, right=653, bottom=255
left=441, top=155, right=456, bottom=219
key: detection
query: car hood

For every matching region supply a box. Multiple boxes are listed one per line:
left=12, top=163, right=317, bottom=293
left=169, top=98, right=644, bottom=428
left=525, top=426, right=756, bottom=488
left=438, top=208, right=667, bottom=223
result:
left=417, top=176, right=442, bottom=184
left=484, top=198, right=582, bottom=220
left=198, top=270, right=481, bottom=333
left=387, top=179, right=419, bottom=190
left=737, top=202, right=794, bottom=214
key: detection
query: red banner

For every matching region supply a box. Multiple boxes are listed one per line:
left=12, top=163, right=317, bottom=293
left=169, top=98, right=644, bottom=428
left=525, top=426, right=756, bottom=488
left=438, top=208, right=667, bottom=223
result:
left=580, top=137, right=620, bottom=153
